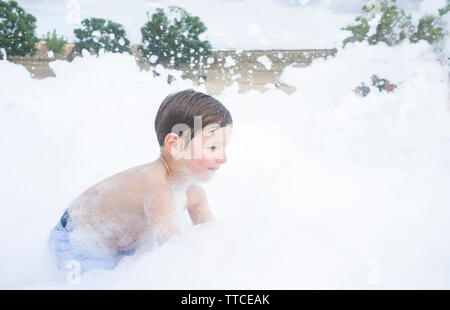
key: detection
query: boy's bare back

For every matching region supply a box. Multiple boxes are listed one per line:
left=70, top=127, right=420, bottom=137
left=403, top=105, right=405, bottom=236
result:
left=66, top=156, right=215, bottom=255
left=67, top=159, right=174, bottom=253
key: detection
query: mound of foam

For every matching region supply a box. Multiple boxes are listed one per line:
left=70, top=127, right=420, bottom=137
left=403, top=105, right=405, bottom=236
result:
left=1, top=40, right=449, bottom=289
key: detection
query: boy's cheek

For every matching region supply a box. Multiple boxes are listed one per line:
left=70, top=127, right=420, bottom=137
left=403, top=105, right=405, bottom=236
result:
left=196, top=158, right=212, bottom=169
left=202, top=150, right=213, bottom=161
left=198, top=158, right=215, bottom=172
left=184, top=159, right=208, bottom=174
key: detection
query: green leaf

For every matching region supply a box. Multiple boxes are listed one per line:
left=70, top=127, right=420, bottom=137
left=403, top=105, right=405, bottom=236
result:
left=139, top=6, right=212, bottom=67
left=0, top=0, right=38, bottom=56
left=73, top=17, right=130, bottom=55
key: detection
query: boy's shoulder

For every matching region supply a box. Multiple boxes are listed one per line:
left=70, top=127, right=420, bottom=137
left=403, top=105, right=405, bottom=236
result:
left=87, top=160, right=169, bottom=198
left=138, top=161, right=171, bottom=195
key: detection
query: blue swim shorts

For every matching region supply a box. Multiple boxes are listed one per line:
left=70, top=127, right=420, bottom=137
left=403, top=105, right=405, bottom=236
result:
left=47, top=209, right=136, bottom=274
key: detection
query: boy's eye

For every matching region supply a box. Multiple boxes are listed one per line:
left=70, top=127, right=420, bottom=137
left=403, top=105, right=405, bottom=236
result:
left=209, top=146, right=217, bottom=151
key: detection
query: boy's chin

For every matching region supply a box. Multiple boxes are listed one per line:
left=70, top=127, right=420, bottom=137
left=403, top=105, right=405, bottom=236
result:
left=177, top=166, right=216, bottom=184
left=193, top=169, right=217, bottom=183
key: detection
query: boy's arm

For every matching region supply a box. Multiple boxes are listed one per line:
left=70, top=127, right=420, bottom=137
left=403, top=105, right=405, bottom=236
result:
left=186, top=184, right=215, bottom=225
left=143, top=183, right=181, bottom=246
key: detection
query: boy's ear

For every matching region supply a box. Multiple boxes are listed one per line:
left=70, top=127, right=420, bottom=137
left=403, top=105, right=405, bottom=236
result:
left=165, top=133, right=185, bottom=160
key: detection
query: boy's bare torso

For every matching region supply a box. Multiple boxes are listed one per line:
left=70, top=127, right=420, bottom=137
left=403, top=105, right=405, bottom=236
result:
left=67, top=160, right=172, bottom=254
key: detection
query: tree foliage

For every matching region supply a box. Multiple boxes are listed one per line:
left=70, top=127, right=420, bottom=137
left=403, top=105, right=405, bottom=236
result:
left=438, top=3, right=450, bottom=17
left=73, top=17, right=131, bottom=55
left=0, top=0, right=38, bottom=57
left=366, top=0, right=411, bottom=46
left=44, top=29, right=67, bottom=56
left=342, top=0, right=449, bottom=48
left=409, top=14, right=446, bottom=45
left=139, top=6, right=212, bottom=67
left=342, top=15, right=370, bottom=47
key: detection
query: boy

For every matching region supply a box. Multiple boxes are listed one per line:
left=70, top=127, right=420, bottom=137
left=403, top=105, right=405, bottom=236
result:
left=47, top=89, right=233, bottom=274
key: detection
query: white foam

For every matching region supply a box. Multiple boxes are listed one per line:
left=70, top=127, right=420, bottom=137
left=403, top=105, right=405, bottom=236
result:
left=0, top=5, right=449, bottom=290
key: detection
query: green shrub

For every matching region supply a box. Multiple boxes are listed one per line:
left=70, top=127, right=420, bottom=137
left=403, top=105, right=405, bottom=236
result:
left=342, top=0, right=448, bottom=48
left=342, top=0, right=411, bottom=47
left=74, top=17, right=130, bottom=55
left=44, top=29, right=67, bottom=56
left=367, top=0, right=411, bottom=46
left=139, top=6, right=212, bottom=68
left=438, top=3, right=450, bottom=17
left=409, top=14, right=446, bottom=45
left=342, top=16, right=370, bottom=47
left=0, top=0, right=38, bottom=57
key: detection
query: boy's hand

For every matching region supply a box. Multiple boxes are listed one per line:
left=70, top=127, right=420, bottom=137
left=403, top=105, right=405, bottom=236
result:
left=186, top=184, right=215, bottom=225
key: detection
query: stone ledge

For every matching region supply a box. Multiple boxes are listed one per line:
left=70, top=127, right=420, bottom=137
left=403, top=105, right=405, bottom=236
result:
left=5, top=45, right=336, bottom=95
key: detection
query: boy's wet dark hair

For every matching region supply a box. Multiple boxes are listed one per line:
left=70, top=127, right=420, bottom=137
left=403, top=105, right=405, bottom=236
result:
left=155, top=89, right=233, bottom=148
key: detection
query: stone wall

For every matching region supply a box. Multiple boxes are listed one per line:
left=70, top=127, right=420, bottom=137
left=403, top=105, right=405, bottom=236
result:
left=6, top=46, right=336, bottom=95
left=182, top=49, right=335, bottom=95
left=7, top=45, right=74, bottom=79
